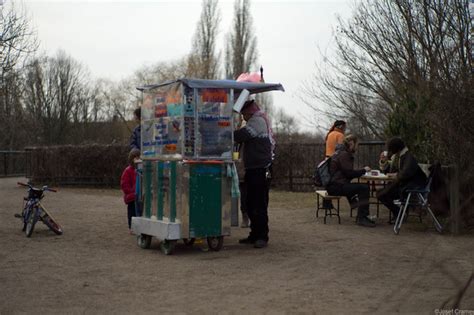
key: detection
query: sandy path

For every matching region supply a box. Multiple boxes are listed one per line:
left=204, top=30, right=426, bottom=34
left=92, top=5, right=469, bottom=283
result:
left=0, top=177, right=473, bottom=314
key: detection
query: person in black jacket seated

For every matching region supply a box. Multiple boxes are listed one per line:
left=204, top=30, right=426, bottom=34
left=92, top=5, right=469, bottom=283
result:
left=234, top=99, right=274, bottom=248
left=327, top=135, right=375, bottom=227
left=377, top=137, right=427, bottom=222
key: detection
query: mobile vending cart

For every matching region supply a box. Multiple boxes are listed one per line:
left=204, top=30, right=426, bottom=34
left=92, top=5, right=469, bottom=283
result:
left=131, top=78, right=284, bottom=255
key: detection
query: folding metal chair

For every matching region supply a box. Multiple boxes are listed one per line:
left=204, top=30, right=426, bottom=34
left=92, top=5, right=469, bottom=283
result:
left=393, top=167, right=443, bottom=235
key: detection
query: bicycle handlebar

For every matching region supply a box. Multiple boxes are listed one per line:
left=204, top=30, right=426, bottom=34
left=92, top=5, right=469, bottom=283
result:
left=17, top=182, right=57, bottom=192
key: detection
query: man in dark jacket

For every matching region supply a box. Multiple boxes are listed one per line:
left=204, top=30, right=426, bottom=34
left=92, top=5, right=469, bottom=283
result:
left=326, top=135, right=375, bottom=227
left=234, top=100, right=274, bottom=248
left=130, top=107, right=141, bottom=151
left=377, top=137, right=427, bottom=221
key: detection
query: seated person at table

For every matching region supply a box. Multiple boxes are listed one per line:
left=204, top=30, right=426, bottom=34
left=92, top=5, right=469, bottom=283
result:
left=326, top=135, right=374, bottom=227
left=376, top=137, right=427, bottom=221
left=379, top=150, right=399, bottom=174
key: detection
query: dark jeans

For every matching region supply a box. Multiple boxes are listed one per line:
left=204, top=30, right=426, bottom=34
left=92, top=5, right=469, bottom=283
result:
left=322, top=199, right=333, bottom=209
left=327, top=183, right=370, bottom=218
left=127, top=202, right=135, bottom=229
left=239, top=181, right=247, bottom=215
left=377, top=182, right=401, bottom=217
left=245, top=168, right=270, bottom=242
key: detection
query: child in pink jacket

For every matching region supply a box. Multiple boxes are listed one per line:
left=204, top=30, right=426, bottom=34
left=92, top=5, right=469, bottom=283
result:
left=121, top=149, right=141, bottom=233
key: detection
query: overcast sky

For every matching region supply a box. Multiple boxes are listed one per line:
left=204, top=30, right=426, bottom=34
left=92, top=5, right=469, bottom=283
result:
left=18, top=0, right=354, bottom=132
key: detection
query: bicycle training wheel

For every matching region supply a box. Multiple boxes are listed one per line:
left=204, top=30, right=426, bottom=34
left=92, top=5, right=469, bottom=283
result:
left=25, top=207, right=39, bottom=237
left=42, top=214, right=63, bottom=235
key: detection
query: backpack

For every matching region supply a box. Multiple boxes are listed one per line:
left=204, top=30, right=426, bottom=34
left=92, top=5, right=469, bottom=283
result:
left=313, top=157, right=332, bottom=187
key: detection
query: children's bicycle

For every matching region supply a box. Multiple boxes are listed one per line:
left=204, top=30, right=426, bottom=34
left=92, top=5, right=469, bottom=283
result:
left=15, top=182, right=63, bottom=237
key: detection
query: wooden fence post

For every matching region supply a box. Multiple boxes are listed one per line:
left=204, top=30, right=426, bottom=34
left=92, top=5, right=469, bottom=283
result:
left=449, top=164, right=461, bottom=235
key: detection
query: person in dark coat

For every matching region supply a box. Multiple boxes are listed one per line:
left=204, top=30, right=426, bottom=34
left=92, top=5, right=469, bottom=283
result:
left=234, top=100, right=274, bottom=248
left=377, top=137, right=427, bottom=222
left=326, top=135, right=375, bottom=227
left=130, top=107, right=141, bottom=151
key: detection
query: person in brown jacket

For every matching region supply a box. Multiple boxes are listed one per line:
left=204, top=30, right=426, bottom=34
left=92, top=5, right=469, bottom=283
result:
left=326, top=135, right=375, bottom=227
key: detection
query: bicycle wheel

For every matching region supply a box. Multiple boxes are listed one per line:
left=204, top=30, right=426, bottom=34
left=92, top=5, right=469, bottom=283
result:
left=25, top=207, right=39, bottom=237
left=42, top=214, right=63, bottom=235
left=20, top=208, right=28, bottom=232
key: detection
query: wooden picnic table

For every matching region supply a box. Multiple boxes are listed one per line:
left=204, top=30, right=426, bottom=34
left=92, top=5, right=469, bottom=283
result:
left=359, top=173, right=395, bottom=218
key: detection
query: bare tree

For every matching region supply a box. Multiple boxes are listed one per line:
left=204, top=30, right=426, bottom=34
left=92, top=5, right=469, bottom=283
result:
left=0, top=0, right=38, bottom=149
left=273, top=107, right=298, bottom=141
left=302, top=0, right=474, bottom=230
left=222, top=0, right=275, bottom=117
left=89, top=79, right=126, bottom=123
left=0, top=1, right=38, bottom=82
left=22, top=51, right=91, bottom=145
left=113, top=58, right=190, bottom=124
left=224, top=0, right=258, bottom=79
left=302, top=0, right=473, bottom=144
left=188, top=0, right=221, bottom=79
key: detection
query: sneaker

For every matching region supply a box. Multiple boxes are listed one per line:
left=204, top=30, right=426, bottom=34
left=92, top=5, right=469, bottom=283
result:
left=254, top=239, right=268, bottom=248
left=356, top=216, right=376, bottom=227
left=367, top=216, right=376, bottom=224
left=356, top=216, right=375, bottom=224
left=238, top=237, right=256, bottom=244
left=14, top=213, right=23, bottom=218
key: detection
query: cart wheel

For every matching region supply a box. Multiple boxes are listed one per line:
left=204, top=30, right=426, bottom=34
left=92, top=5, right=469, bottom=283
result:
left=137, top=234, right=151, bottom=249
left=207, top=236, right=224, bottom=251
left=183, top=238, right=196, bottom=246
left=160, top=240, right=176, bottom=255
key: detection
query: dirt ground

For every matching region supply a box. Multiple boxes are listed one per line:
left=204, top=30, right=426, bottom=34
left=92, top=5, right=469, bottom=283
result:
left=0, top=177, right=473, bottom=314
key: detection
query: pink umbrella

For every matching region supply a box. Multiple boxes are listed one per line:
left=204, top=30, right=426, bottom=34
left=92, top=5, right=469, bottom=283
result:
left=236, top=66, right=265, bottom=83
